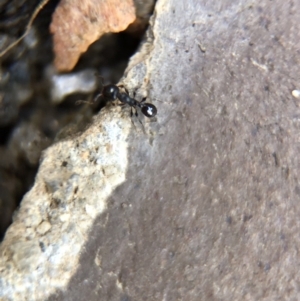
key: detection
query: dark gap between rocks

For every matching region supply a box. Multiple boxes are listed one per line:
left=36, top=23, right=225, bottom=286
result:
left=0, top=0, right=155, bottom=240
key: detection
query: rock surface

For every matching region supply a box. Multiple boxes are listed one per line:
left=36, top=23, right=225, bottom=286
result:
left=1, top=0, right=300, bottom=300
left=50, top=0, right=136, bottom=71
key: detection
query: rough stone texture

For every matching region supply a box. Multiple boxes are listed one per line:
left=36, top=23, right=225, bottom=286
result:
left=0, top=108, right=131, bottom=300
left=1, top=0, right=300, bottom=300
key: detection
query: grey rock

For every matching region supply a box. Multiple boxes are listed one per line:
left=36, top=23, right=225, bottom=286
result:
left=1, top=0, right=300, bottom=300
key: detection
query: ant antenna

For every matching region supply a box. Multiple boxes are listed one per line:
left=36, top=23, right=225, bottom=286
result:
left=75, top=100, right=93, bottom=106
left=75, top=93, right=96, bottom=106
left=94, top=73, right=105, bottom=89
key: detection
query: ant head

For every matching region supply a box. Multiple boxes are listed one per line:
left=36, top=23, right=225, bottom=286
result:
left=102, top=84, right=119, bottom=101
left=141, top=103, right=157, bottom=118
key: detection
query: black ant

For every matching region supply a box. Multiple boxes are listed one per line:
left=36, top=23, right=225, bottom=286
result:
left=96, top=84, right=157, bottom=119
left=76, top=76, right=157, bottom=127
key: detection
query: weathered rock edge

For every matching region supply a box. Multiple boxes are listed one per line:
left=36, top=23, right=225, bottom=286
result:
left=0, top=109, right=131, bottom=300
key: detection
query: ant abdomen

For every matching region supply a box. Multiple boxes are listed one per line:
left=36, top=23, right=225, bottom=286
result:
left=141, top=103, right=157, bottom=118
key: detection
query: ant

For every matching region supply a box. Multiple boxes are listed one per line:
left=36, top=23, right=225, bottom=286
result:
left=77, top=76, right=157, bottom=128
left=96, top=83, right=157, bottom=119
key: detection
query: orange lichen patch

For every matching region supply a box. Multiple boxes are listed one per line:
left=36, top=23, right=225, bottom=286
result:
left=50, top=0, right=136, bottom=72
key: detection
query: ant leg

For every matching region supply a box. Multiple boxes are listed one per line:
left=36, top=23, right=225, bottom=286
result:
left=129, top=107, right=137, bottom=129
left=94, top=73, right=104, bottom=87
left=111, top=100, right=124, bottom=107
left=134, top=107, right=145, bottom=133
left=94, top=93, right=103, bottom=103
left=132, top=88, right=142, bottom=99
left=140, top=97, right=146, bottom=103
left=118, top=84, right=129, bottom=95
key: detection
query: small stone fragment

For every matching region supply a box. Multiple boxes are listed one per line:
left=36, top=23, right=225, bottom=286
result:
left=292, top=89, right=300, bottom=99
left=37, top=221, right=51, bottom=235
left=47, top=67, right=98, bottom=103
